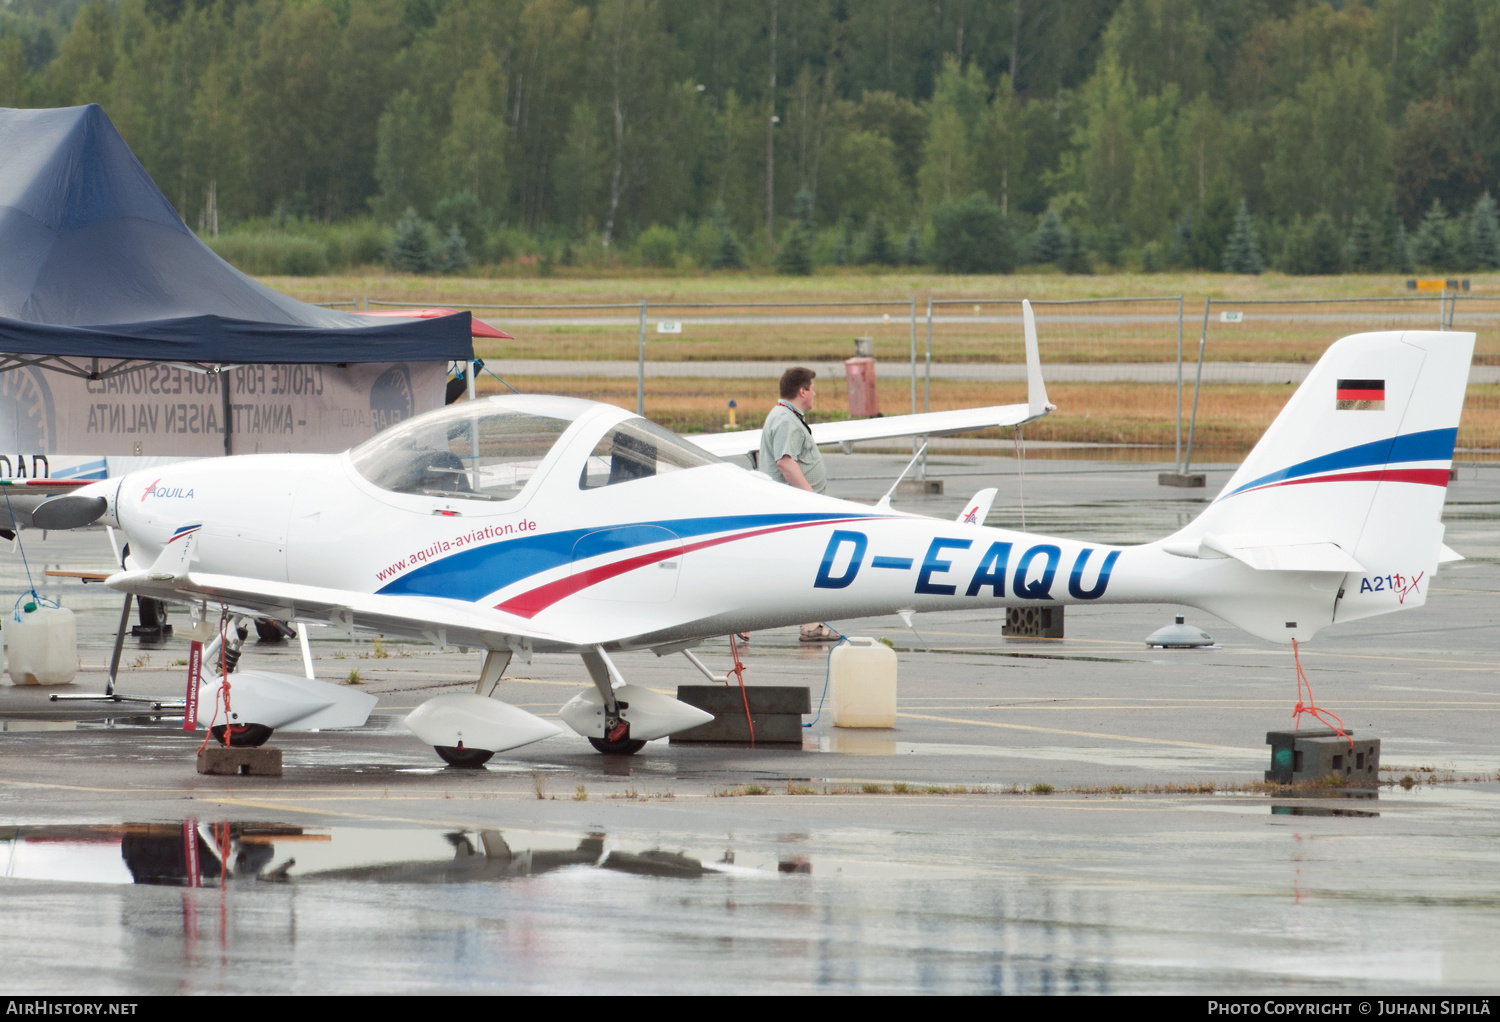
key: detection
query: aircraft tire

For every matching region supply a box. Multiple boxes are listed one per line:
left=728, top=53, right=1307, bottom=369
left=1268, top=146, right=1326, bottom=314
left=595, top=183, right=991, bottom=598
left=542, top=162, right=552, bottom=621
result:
left=435, top=745, right=495, bottom=768
left=211, top=723, right=275, bottom=748
left=254, top=619, right=289, bottom=643
left=588, top=736, right=647, bottom=755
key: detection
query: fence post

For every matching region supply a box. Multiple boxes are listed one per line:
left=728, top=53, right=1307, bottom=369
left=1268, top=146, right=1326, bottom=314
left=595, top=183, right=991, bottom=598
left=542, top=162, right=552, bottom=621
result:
left=637, top=300, right=647, bottom=417
left=1176, top=295, right=1183, bottom=474
left=1183, top=297, right=1211, bottom=474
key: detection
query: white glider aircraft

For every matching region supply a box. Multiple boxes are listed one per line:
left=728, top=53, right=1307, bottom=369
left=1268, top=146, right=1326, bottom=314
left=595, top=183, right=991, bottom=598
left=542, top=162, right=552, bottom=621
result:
left=31, top=305, right=1474, bottom=765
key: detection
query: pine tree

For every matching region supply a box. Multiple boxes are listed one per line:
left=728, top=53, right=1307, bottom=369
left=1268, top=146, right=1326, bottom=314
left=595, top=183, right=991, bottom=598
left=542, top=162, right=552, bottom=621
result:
left=1394, top=223, right=1415, bottom=274
left=1060, top=225, right=1092, bottom=274
left=1101, top=223, right=1127, bottom=267
left=1221, top=200, right=1264, bottom=274
left=1308, top=213, right=1344, bottom=274
left=862, top=214, right=896, bottom=266
left=899, top=230, right=922, bottom=266
left=435, top=224, right=471, bottom=273
left=1140, top=241, right=1161, bottom=273
left=776, top=188, right=815, bottom=275
left=1031, top=209, right=1065, bottom=264
left=711, top=227, right=747, bottom=269
left=1168, top=209, right=1193, bottom=268
left=1474, top=193, right=1500, bottom=269
left=1413, top=200, right=1451, bottom=268
left=1345, top=211, right=1378, bottom=272
left=388, top=208, right=433, bottom=273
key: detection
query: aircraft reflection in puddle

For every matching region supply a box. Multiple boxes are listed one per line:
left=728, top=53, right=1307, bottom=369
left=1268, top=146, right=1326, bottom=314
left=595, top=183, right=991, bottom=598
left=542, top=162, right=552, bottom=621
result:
left=0, top=823, right=795, bottom=886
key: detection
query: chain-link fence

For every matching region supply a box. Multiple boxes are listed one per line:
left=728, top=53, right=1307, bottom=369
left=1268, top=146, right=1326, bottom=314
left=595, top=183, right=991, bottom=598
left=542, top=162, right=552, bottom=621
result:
left=1192, top=296, right=1498, bottom=466
left=356, top=292, right=1496, bottom=466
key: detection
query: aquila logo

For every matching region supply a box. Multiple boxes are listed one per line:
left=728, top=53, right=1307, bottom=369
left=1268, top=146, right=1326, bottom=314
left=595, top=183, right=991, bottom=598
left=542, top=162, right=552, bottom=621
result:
left=141, top=478, right=194, bottom=500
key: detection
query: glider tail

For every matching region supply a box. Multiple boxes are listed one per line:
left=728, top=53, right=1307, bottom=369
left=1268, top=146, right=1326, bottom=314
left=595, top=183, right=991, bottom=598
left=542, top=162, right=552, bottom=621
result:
left=1163, top=329, right=1473, bottom=638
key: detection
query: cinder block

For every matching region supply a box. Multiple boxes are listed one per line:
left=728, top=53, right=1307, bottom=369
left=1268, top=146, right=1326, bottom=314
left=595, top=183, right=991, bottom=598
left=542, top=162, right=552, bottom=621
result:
left=197, top=745, right=283, bottom=777
left=671, top=685, right=809, bottom=745
left=1003, top=606, right=1064, bottom=638
left=1158, top=471, right=1206, bottom=488
left=1265, top=728, right=1379, bottom=785
left=895, top=479, right=943, bottom=496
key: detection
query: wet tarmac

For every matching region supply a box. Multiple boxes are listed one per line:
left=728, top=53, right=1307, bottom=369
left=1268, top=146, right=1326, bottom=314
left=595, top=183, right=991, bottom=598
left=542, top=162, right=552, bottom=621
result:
left=1, top=456, right=1498, bottom=994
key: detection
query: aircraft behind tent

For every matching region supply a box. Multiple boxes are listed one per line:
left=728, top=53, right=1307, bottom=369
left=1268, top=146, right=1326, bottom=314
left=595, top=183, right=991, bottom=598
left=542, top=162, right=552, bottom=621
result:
left=27, top=305, right=1474, bottom=766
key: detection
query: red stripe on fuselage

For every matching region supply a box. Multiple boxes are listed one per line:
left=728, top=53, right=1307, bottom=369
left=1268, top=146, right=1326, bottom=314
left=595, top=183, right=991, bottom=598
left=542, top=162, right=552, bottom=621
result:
left=1237, top=467, right=1449, bottom=497
left=495, top=517, right=879, bottom=619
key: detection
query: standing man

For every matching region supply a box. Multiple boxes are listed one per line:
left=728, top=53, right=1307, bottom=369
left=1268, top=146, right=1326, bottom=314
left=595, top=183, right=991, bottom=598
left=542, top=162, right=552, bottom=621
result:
left=760, top=366, right=838, bottom=641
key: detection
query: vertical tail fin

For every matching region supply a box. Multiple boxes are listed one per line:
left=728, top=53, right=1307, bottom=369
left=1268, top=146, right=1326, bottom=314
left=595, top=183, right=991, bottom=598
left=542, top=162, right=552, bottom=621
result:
left=1170, top=330, right=1473, bottom=634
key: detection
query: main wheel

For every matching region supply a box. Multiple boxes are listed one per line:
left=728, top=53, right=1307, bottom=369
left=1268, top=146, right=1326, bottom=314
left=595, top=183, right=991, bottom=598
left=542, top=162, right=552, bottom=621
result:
left=254, top=619, right=289, bottom=643
left=211, top=723, right=274, bottom=748
left=435, top=745, right=494, bottom=768
left=588, top=736, right=647, bottom=755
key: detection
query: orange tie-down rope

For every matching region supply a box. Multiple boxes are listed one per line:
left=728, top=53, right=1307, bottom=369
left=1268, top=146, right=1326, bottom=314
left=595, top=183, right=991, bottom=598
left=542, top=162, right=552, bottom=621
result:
left=1291, top=638, right=1352, bottom=749
left=727, top=633, right=753, bottom=747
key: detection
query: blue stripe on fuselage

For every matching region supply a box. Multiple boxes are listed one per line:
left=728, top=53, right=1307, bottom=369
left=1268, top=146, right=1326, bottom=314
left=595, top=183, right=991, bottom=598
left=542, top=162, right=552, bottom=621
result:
left=1220, top=428, right=1457, bottom=499
left=376, top=512, right=876, bottom=601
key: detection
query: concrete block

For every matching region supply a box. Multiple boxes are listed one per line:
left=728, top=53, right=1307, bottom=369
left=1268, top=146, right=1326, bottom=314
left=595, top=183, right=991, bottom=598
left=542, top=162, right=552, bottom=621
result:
left=1158, top=471, right=1206, bottom=488
left=1265, top=728, right=1379, bottom=785
left=197, top=745, right=282, bottom=777
left=1003, top=606, right=1064, bottom=638
left=895, top=479, right=943, bottom=496
left=671, top=685, right=809, bottom=745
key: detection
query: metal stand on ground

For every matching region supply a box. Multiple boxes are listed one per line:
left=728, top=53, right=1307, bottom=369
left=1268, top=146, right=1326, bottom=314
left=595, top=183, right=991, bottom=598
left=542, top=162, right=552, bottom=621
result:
left=48, top=592, right=183, bottom=710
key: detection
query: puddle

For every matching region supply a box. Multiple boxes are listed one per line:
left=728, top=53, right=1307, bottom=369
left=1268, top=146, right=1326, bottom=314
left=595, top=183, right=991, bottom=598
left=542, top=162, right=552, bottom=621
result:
left=0, top=823, right=796, bottom=887
left=0, top=720, right=77, bottom=732
left=1270, top=805, right=1380, bottom=818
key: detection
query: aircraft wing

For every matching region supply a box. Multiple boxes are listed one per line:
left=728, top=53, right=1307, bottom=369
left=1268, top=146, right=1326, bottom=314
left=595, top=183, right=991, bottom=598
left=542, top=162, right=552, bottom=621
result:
left=104, top=569, right=593, bottom=655
left=686, top=298, right=1054, bottom=460
left=689, top=403, right=1041, bottom=459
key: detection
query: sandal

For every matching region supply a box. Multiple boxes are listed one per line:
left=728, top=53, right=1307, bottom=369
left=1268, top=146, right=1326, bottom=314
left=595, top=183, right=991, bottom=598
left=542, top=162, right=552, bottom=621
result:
left=799, top=625, right=839, bottom=643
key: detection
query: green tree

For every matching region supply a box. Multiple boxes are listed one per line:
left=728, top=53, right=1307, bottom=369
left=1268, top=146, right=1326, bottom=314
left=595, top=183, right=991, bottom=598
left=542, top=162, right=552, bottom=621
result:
left=1474, top=192, right=1500, bottom=269
left=931, top=193, right=1016, bottom=274
left=373, top=89, right=438, bottom=220
left=1413, top=199, right=1452, bottom=267
left=827, top=129, right=908, bottom=226
left=1346, top=211, right=1381, bottom=272
left=1103, top=0, right=1212, bottom=99
left=440, top=50, right=508, bottom=216
left=775, top=188, right=815, bottom=275
left=861, top=214, right=896, bottom=266
left=389, top=207, right=434, bottom=273
left=973, top=75, right=1027, bottom=217
left=1283, top=213, right=1345, bottom=275
left=1075, top=58, right=1137, bottom=229
left=635, top=223, right=678, bottom=266
left=1060, top=224, right=1092, bottom=274
left=1221, top=200, right=1263, bottom=274
left=1031, top=209, right=1066, bottom=264
left=917, top=107, right=975, bottom=214
left=1264, top=54, right=1393, bottom=225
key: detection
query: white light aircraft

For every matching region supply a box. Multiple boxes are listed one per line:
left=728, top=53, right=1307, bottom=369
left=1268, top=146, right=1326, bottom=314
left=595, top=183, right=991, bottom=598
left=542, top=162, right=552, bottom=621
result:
left=31, top=305, right=1473, bottom=765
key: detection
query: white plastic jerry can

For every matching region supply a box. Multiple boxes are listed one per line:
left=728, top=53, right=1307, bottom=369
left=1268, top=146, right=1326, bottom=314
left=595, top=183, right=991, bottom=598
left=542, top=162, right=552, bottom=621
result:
left=8, top=604, right=78, bottom=686
left=829, top=636, right=897, bottom=728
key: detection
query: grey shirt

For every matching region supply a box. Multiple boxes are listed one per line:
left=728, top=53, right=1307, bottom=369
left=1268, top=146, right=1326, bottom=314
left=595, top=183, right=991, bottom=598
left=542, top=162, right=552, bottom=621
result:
left=759, top=400, right=826, bottom=493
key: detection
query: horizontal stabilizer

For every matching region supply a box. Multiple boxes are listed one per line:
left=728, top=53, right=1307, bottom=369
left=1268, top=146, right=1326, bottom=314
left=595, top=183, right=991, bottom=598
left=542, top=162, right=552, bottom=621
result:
left=1162, top=532, right=1365, bottom=573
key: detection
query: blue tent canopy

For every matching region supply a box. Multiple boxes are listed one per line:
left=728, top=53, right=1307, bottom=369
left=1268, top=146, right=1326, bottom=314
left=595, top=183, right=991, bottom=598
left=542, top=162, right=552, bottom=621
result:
left=0, top=105, right=472, bottom=373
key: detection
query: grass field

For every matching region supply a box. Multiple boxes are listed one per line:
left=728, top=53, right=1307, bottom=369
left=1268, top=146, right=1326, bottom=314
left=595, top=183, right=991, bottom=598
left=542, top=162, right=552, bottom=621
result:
left=264, top=270, right=1500, bottom=459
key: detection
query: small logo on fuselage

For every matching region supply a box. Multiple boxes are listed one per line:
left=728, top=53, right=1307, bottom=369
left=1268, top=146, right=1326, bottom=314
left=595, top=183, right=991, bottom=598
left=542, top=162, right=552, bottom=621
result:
left=142, top=478, right=194, bottom=500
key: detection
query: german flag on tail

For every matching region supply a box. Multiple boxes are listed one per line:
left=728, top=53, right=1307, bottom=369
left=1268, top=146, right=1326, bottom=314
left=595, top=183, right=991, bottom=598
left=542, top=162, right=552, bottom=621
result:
left=1336, top=378, right=1385, bottom=410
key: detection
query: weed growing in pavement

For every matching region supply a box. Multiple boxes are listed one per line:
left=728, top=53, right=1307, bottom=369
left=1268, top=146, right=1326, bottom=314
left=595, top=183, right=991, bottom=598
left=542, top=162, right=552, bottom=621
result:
left=345, top=669, right=362, bottom=684
left=532, top=771, right=547, bottom=800
left=573, top=785, right=588, bottom=801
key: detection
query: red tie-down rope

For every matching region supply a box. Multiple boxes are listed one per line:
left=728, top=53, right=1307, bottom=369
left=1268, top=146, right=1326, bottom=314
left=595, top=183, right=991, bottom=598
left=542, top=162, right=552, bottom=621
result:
left=1291, top=638, right=1352, bottom=749
left=727, top=633, right=753, bottom=747
left=195, top=614, right=235, bottom=755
